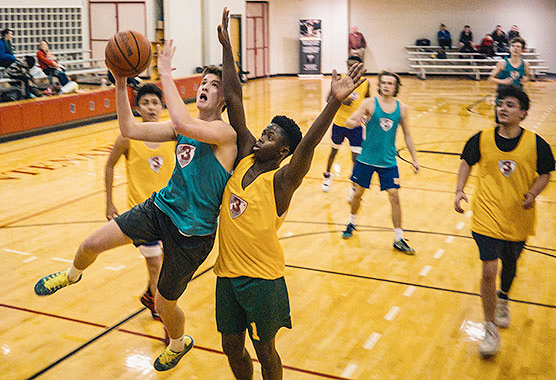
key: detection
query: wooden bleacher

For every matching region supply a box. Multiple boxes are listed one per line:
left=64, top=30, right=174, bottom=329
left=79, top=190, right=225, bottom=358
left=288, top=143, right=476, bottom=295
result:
left=406, top=45, right=549, bottom=80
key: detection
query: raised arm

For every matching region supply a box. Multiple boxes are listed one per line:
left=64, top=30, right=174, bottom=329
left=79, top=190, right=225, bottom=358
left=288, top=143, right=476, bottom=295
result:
left=277, top=63, right=366, bottom=192
left=157, top=40, right=236, bottom=145
left=399, top=103, right=419, bottom=173
left=104, top=135, right=129, bottom=220
left=218, top=7, right=255, bottom=161
left=114, top=75, right=176, bottom=141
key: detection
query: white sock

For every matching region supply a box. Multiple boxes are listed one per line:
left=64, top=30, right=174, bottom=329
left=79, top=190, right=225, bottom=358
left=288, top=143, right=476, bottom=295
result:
left=169, top=335, right=185, bottom=352
left=68, top=265, right=83, bottom=282
left=349, top=214, right=357, bottom=225
left=394, top=228, right=403, bottom=241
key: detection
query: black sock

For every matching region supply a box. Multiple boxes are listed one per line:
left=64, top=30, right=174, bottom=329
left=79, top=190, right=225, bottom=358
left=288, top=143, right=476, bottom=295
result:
left=497, top=290, right=508, bottom=300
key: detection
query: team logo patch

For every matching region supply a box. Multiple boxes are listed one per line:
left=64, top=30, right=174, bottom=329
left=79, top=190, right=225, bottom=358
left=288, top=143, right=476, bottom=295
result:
left=230, top=193, right=247, bottom=218
left=176, top=144, right=196, bottom=168
left=379, top=118, right=394, bottom=132
left=148, top=156, right=164, bottom=173
left=510, top=71, right=520, bottom=80
left=498, top=160, right=517, bottom=177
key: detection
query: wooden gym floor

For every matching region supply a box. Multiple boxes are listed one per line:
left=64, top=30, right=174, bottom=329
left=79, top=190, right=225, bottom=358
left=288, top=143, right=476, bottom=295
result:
left=1, top=76, right=555, bottom=380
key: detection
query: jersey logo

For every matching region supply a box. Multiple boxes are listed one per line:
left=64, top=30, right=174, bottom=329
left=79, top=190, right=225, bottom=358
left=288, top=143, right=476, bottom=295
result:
left=379, top=118, right=394, bottom=132
left=148, top=156, right=164, bottom=173
left=230, top=193, right=247, bottom=218
left=176, top=144, right=196, bottom=168
left=498, top=160, right=517, bottom=177
left=510, top=71, right=520, bottom=80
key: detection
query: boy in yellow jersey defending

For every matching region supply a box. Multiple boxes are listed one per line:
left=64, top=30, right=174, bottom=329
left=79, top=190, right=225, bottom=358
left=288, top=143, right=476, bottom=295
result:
left=455, top=86, right=554, bottom=357
left=105, top=83, right=176, bottom=321
left=217, top=9, right=365, bottom=379
left=322, top=55, right=370, bottom=195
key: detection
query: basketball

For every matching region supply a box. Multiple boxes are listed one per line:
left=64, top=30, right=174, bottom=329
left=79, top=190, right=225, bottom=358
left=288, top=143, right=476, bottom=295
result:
left=105, top=30, right=152, bottom=77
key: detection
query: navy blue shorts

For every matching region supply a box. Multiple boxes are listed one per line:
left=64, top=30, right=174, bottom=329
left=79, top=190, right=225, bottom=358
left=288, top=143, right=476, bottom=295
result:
left=472, top=232, right=525, bottom=262
left=350, top=161, right=400, bottom=190
left=331, top=124, right=363, bottom=153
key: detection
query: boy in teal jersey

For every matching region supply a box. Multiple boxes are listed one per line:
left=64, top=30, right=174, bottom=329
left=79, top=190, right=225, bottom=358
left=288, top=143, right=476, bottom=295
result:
left=34, top=42, right=237, bottom=371
left=489, top=37, right=530, bottom=90
left=341, top=72, right=419, bottom=254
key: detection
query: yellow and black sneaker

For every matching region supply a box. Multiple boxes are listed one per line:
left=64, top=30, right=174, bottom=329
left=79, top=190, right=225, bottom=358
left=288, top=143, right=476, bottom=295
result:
left=34, top=269, right=82, bottom=296
left=153, top=335, right=194, bottom=371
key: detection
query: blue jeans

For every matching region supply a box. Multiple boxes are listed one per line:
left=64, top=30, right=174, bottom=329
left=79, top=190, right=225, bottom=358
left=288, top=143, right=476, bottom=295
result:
left=43, top=67, right=69, bottom=86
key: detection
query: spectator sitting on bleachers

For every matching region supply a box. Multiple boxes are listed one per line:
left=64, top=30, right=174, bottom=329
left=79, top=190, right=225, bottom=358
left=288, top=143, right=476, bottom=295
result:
left=6, top=56, right=42, bottom=99
left=458, top=25, right=475, bottom=53
left=0, top=28, right=16, bottom=68
left=437, top=24, right=452, bottom=50
left=479, top=34, right=495, bottom=58
left=508, top=25, right=520, bottom=41
left=37, top=40, right=69, bottom=86
left=492, top=25, right=508, bottom=53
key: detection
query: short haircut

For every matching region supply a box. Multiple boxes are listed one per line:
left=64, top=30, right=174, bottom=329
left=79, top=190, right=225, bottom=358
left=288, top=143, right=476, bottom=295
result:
left=497, top=85, right=530, bottom=110
left=347, top=55, right=362, bottom=63
left=440, top=23, right=446, bottom=27
left=464, top=25, right=470, bottom=28
left=202, top=65, right=222, bottom=80
left=136, top=83, right=163, bottom=105
left=1, top=28, right=12, bottom=36
left=510, top=37, right=526, bottom=49
left=378, top=71, right=401, bottom=97
left=271, top=115, right=302, bottom=155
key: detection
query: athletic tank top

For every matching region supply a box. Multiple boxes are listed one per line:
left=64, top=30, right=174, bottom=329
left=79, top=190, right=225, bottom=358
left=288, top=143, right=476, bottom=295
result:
left=126, top=140, right=176, bottom=209
left=471, top=127, right=537, bottom=241
left=357, top=97, right=401, bottom=167
left=214, top=154, right=287, bottom=279
left=155, top=134, right=231, bottom=236
left=333, top=78, right=369, bottom=126
left=497, top=57, right=525, bottom=88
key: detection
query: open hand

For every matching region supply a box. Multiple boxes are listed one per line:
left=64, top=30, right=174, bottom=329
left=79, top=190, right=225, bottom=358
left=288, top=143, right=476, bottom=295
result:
left=330, top=62, right=366, bottom=102
left=157, top=40, right=176, bottom=76
left=218, top=7, right=231, bottom=47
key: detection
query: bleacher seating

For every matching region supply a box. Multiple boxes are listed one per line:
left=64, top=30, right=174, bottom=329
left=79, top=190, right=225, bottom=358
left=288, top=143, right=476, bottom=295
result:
left=406, top=45, right=549, bottom=80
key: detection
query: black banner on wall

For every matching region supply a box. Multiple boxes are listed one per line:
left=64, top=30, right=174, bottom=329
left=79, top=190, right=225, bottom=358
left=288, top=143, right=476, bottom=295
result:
left=299, top=19, right=321, bottom=75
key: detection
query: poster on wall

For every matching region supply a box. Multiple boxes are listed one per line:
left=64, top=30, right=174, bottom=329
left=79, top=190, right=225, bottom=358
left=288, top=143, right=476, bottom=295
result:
left=299, top=19, right=321, bottom=75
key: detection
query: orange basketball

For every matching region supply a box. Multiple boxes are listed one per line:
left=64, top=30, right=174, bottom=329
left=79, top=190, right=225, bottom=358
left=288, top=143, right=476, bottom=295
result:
left=105, top=30, right=151, bottom=77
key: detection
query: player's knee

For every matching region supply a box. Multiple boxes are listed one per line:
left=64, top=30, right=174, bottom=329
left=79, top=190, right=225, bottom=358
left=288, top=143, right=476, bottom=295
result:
left=482, top=261, right=498, bottom=281
left=154, top=292, right=174, bottom=315
left=388, top=190, right=400, bottom=205
left=222, top=335, right=245, bottom=360
left=253, top=340, right=277, bottom=364
left=80, top=235, right=103, bottom=255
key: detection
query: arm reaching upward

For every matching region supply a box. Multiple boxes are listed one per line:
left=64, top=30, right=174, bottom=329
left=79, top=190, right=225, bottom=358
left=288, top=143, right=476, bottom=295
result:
left=158, top=40, right=236, bottom=145
left=273, top=63, right=366, bottom=214
left=218, top=7, right=255, bottom=162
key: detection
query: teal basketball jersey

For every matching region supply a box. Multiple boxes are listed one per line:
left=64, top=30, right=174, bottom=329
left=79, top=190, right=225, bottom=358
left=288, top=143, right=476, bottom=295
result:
left=497, top=57, right=525, bottom=88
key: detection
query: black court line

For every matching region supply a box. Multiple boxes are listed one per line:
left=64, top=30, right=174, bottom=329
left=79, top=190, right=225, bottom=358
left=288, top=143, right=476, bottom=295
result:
left=2, top=220, right=107, bottom=228
left=283, top=220, right=556, bottom=258
left=24, top=265, right=214, bottom=379
left=284, top=263, right=556, bottom=309
left=417, top=149, right=460, bottom=156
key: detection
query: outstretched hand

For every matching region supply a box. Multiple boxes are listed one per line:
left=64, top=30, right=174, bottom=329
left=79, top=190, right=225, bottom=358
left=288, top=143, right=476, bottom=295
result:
left=217, top=7, right=231, bottom=47
left=330, top=62, right=366, bottom=102
left=157, top=39, right=176, bottom=76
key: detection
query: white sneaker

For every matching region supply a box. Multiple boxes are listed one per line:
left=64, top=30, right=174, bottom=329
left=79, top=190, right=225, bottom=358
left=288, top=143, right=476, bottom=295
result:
left=322, top=173, right=332, bottom=192
left=479, top=321, right=501, bottom=357
left=495, top=297, right=511, bottom=328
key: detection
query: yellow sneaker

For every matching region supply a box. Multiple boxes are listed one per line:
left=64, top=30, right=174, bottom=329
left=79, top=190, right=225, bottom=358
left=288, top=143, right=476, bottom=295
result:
left=153, top=335, right=194, bottom=371
left=34, top=269, right=81, bottom=296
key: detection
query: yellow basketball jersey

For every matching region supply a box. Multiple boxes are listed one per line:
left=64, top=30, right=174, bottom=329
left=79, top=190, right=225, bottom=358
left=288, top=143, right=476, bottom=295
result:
left=333, top=77, right=369, bottom=126
left=126, top=140, right=176, bottom=208
left=215, top=154, right=287, bottom=279
left=471, top=127, right=537, bottom=241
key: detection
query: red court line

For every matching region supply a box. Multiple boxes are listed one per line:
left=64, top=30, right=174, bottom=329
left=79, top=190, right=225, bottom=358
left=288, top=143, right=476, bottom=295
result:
left=1, top=303, right=351, bottom=380
left=0, top=182, right=126, bottom=228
